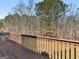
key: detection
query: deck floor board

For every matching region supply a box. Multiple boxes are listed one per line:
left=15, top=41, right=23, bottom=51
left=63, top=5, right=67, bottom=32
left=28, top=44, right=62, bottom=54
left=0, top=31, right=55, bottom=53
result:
left=0, top=40, right=48, bottom=59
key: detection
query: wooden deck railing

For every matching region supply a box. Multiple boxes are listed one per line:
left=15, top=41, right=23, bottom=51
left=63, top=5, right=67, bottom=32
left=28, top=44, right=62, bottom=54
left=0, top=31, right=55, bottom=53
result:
left=21, top=35, right=79, bottom=59
left=4, top=32, right=79, bottom=59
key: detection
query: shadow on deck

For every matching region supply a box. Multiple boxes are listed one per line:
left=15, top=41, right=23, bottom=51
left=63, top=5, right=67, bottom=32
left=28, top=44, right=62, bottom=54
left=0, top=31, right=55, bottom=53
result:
left=0, top=40, right=48, bottom=59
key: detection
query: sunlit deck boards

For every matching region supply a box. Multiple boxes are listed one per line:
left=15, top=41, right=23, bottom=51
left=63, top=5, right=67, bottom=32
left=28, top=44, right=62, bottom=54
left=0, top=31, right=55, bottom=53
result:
left=0, top=40, right=48, bottom=59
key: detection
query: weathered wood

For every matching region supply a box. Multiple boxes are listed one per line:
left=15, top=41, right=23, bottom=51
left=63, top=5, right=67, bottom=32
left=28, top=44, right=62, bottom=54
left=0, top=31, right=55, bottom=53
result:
left=0, top=40, right=48, bottom=59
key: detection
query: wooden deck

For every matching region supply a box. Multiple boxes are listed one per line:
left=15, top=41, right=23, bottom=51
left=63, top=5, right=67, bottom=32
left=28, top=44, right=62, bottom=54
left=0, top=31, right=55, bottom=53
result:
left=0, top=40, right=48, bottom=59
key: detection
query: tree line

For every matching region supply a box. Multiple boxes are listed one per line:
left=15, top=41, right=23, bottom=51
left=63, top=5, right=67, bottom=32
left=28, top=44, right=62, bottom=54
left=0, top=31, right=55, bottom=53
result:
left=1, top=0, right=79, bottom=40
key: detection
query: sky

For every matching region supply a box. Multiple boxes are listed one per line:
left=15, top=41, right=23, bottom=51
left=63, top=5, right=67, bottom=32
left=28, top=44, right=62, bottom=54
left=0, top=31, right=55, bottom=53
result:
left=0, top=0, right=79, bottom=19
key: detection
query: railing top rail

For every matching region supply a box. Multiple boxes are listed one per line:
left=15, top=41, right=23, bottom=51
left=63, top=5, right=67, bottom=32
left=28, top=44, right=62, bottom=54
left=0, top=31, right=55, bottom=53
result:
left=22, top=34, right=79, bottom=44
left=38, top=36, right=79, bottom=44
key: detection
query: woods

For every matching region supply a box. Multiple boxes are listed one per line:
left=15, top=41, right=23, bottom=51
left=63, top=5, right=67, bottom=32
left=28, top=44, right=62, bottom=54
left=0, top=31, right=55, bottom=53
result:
left=2, top=0, right=79, bottom=40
